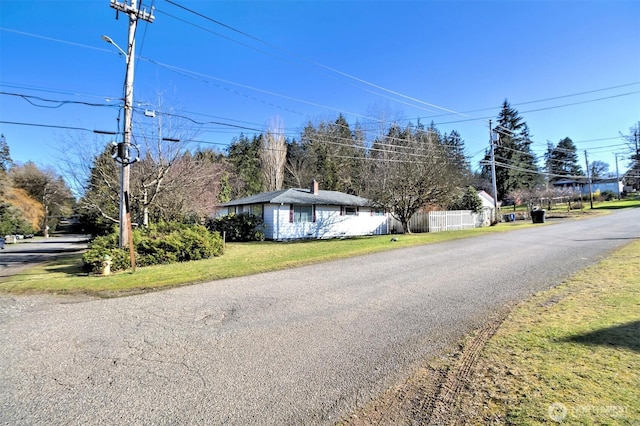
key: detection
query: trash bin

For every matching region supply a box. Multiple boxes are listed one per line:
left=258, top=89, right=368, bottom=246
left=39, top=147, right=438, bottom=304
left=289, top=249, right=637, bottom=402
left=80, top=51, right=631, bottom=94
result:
left=531, top=209, right=546, bottom=223
left=503, top=213, right=516, bottom=222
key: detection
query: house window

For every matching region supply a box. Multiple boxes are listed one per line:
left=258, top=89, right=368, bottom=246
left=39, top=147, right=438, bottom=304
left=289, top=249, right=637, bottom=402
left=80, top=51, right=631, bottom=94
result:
left=291, top=205, right=313, bottom=223
left=250, top=204, right=263, bottom=218
left=344, top=206, right=358, bottom=216
left=372, top=209, right=385, bottom=216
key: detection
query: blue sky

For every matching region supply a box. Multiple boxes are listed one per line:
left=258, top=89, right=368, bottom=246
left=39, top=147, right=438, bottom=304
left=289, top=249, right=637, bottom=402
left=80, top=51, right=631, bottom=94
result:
left=1, top=0, right=639, bottom=179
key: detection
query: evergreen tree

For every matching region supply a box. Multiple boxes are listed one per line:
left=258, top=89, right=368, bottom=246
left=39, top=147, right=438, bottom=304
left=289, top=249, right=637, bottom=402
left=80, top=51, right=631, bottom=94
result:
left=0, top=134, right=12, bottom=173
left=226, top=133, right=263, bottom=197
left=298, top=115, right=365, bottom=194
left=77, top=146, right=120, bottom=235
left=443, top=129, right=472, bottom=184
left=481, top=100, right=541, bottom=200
left=546, top=137, right=583, bottom=182
left=0, top=136, right=40, bottom=235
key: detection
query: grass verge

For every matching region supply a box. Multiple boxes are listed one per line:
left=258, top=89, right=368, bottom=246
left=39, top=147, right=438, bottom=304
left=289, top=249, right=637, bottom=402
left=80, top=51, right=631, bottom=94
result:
left=1, top=198, right=636, bottom=297
left=0, top=221, right=539, bottom=296
left=457, top=239, right=640, bottom=425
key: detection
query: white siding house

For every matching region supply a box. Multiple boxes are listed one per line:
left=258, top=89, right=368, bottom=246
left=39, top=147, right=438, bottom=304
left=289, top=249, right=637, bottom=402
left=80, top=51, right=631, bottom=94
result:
left=477, top=190, right=496, bottom=226
left=218, top=181, right=388, bottom=240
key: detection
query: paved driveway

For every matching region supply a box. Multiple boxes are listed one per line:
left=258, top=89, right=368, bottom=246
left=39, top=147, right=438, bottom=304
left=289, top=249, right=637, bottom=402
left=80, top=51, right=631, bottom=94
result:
left=0, top=210, right=638, bottom=424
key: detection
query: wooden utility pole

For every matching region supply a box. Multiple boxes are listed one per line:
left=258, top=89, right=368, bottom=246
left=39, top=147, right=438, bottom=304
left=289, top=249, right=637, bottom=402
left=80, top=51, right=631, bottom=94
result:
left=614, top=153, right=621, bottom=200
left=489, top=120, right=499, bottom=224
left=584, top=150, right=594, bottom=209
left=108, top=0, right=154, bottom=248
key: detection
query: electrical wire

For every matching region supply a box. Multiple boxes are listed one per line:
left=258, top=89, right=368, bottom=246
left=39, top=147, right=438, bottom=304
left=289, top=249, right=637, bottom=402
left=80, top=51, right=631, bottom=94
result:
left=4, top=26, right=636, bottom=148
left=162, top=0, right=468, bottom=118
left=1, top=92, right=119, bottom=109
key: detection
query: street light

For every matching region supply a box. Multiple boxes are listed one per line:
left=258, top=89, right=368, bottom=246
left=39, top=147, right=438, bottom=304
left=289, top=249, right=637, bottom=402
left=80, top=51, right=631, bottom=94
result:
left=101, top=35, right=127, bottom=58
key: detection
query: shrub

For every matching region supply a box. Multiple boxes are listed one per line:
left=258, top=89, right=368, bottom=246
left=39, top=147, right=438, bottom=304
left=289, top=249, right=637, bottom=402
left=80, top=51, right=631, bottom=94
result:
left=206, top=213, right=265, bottom=242
left=82, top=233, right=130, bottom=274
left=83, top=222, right=224, bottom=274
left=448, top=186, right=483, bottom=213
left=599, top=190, right=616, bottom=201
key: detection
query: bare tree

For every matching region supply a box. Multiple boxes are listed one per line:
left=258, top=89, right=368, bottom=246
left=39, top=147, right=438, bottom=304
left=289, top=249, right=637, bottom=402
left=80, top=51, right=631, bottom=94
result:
left=285, top=141, right=311, bottom=189
left=259, top=117, right=287, bottom=191
left=366, top=123, right=458, bottom=233
left=135, top=151, right=226, bottom=223
left=622, top=122, right=640, bottom=190
left=131, top=95, right=201, bottom=226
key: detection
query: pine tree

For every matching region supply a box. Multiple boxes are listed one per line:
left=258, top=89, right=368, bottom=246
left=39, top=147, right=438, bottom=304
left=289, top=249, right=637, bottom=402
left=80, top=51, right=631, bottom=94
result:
left=0, top=134, right=12, bottom=173
left=481, top=100, right=541, bottom=200
left=546, top=137, right=583, bottom=182
left=443, top=129, right=471, bottom=183
left=227, top=133, right=263, bottom=197
left=298, top=115, right=365, bottom=194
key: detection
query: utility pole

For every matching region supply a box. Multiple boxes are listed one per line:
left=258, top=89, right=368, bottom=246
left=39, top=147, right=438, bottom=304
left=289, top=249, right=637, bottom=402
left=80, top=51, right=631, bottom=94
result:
left=108, top=0, right=154, bottom=248
left=634, top=128, right=640, bottom=191
left=584, top=150, right=594, bottom=209
left=614, top=153, right=621, bottom=200
left=489, top=120, right=499, bottom=224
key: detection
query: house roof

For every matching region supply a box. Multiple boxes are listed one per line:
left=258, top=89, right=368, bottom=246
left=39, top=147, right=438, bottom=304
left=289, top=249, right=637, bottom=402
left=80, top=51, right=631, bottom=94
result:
left=477, top=190, right=495, bottom=206
left=219, top=188, right=373, bottom=207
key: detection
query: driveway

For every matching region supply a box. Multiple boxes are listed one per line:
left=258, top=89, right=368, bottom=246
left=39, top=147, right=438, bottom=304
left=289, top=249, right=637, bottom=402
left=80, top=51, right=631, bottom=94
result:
left=0, top=210, right=638, bottom=424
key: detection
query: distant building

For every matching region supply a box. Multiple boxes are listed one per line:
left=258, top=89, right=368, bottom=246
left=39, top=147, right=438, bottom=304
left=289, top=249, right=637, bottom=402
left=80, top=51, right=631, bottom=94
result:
left=552, top=177, right=623, bottom=196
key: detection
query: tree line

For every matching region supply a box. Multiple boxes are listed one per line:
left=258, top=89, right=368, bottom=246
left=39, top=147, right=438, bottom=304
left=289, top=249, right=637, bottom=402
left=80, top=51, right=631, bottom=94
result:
left=0, top=135, right=74, bottom=237
left=2, top=102, right=637, bottom=237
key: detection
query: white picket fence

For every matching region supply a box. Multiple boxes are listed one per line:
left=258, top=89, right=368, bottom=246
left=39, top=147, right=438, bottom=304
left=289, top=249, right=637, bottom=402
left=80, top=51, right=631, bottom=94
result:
left=389, top=210, right=480, bottom=234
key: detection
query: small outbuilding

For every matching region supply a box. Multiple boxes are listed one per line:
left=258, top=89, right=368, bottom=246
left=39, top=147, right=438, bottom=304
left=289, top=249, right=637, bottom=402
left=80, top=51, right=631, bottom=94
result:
left=477, top=190, right=496, bottom=226
left=217, top=181, right=388, bottom=240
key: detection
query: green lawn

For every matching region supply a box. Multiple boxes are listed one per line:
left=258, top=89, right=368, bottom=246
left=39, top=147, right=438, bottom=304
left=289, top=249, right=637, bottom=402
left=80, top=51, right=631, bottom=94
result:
left=1, top=197, right=637, bottom=297
left=0, top=221, right=536, bottom=296
left=459, top=239, right=640, bottom=424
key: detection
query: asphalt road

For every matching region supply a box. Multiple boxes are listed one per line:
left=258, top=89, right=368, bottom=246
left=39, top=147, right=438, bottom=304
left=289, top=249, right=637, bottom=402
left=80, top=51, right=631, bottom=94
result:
left=0, top=235, right=89, bottom=277
left=1, top=210, right=638, bottom=425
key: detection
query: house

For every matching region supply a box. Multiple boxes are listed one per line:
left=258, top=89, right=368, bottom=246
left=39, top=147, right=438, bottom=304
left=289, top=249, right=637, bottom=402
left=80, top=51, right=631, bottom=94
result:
left=589, top=177, right=623, bottom=196
left=477, top=190, right=496, bottom=226
left=552, top=177, right=622, bottom=196
left=217, top=181, right=388, bottom=240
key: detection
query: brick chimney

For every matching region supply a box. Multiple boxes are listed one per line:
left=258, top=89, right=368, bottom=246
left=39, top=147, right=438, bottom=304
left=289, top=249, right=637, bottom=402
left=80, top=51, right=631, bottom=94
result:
left=311, top=179, right=319, bottom=195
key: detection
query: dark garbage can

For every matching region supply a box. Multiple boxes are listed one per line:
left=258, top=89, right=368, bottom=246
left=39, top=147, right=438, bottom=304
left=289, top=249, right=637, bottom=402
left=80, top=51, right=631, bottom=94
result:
left=531, top=209, right=546, bottom=223
left=503, top=213, right=516, bottom=222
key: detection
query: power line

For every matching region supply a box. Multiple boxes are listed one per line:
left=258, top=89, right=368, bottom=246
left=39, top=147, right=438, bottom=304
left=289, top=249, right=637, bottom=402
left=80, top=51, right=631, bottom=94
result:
left=5, top=26, right=637, bottom=146
left=1, top=91, right=119, bottom=109
left=421, top=81, right=640, bottom=119
left=0, top=120, right=116, bottom=134
left=162, top=0, right=470, bottom=118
